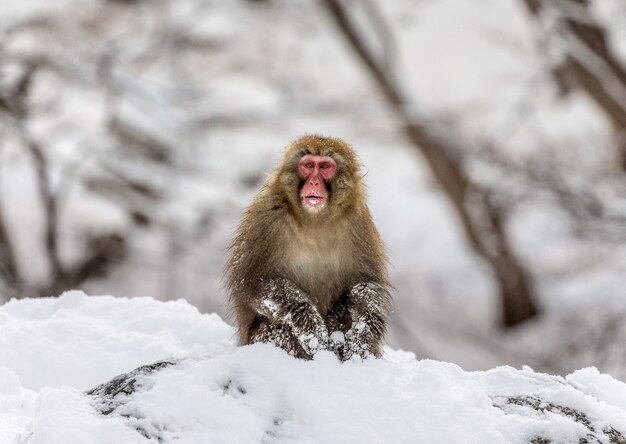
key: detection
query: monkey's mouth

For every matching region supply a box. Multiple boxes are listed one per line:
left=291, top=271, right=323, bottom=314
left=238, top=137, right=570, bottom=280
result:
left=302, top=195, right=326, bottom=210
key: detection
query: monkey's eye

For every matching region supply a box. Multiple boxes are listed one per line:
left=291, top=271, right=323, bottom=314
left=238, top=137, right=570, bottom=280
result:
left=305, top=162, right=313, bottom=168
left=320, top=163, right=330, bottom=169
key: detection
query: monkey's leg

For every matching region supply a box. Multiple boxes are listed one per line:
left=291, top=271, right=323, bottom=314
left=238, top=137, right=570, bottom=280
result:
left=248, top=318, right=309, bottom=359
left=253, top=278, right=331, bottom=357
left=344, top=282, right=391, bottom=360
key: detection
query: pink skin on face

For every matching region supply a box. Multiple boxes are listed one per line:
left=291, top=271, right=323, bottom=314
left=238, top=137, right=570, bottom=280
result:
left=298, top=154, right=337, bottom=211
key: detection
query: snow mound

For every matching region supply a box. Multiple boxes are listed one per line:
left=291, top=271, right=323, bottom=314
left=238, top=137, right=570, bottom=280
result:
left=1, top=292, right=625, bottom=444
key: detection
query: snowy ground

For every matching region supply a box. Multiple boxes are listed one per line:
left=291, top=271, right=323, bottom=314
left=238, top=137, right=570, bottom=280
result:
left=1, top=292, right=625, bottom=444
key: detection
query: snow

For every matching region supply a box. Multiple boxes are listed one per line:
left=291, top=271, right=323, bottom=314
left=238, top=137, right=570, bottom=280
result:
left=1, top=291, right=625, bottom=443
left=0, top=290, right=232, bottom=390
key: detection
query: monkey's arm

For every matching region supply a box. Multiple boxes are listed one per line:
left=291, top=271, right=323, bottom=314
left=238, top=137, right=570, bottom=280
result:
left=344, top=282, right=391, bottom=360
left=254, top=278, right=330, bottom=356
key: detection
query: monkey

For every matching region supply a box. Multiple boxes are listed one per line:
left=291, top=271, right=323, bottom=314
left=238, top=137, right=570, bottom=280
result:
left=224, top=135, right=391, bottom=361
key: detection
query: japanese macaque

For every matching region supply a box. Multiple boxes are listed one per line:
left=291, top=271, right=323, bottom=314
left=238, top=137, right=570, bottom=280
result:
left=225, top=135, right=391, bottom=360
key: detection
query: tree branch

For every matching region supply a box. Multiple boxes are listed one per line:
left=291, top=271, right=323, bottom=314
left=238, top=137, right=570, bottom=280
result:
left=322, top=0, right=538, bottom=327
left=522, top=0, right=626, bottom=167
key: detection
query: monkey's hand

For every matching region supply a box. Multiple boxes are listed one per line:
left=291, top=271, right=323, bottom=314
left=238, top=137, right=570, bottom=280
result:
left=257, top=278, right=331, bottom=356
left=344, top=282, right=390, bottom=360
left=344, top=320, right=372, bottom=360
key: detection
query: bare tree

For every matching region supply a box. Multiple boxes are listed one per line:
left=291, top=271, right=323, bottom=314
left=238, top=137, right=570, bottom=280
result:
left=322, top=0, right=539, bottom=327
left=522, top=0, right=626, bottom=169
left=0, top=36, right=128, bottom=298
left=0, top=1, right=216, bottom=300
left=0, top=131, right=126, bottom=298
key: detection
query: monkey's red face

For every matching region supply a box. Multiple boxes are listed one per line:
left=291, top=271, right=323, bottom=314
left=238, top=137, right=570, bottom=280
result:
left=298, top=154, right=337, bottom=211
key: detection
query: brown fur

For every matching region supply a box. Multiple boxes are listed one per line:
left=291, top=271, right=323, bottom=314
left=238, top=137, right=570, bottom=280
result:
left=224, top=135, right=391, bottom=359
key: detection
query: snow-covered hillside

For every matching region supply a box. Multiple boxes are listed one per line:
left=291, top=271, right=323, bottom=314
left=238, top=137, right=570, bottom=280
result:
left=1, top=292, right=625, bottom=444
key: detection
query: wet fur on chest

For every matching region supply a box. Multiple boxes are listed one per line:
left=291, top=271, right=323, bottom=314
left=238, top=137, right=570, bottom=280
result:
left=280, top=221, right=354, bottom=316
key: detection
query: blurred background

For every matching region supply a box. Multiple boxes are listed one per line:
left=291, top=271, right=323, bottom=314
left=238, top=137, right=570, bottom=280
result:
left=1, top=0, right=626, bottom=379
